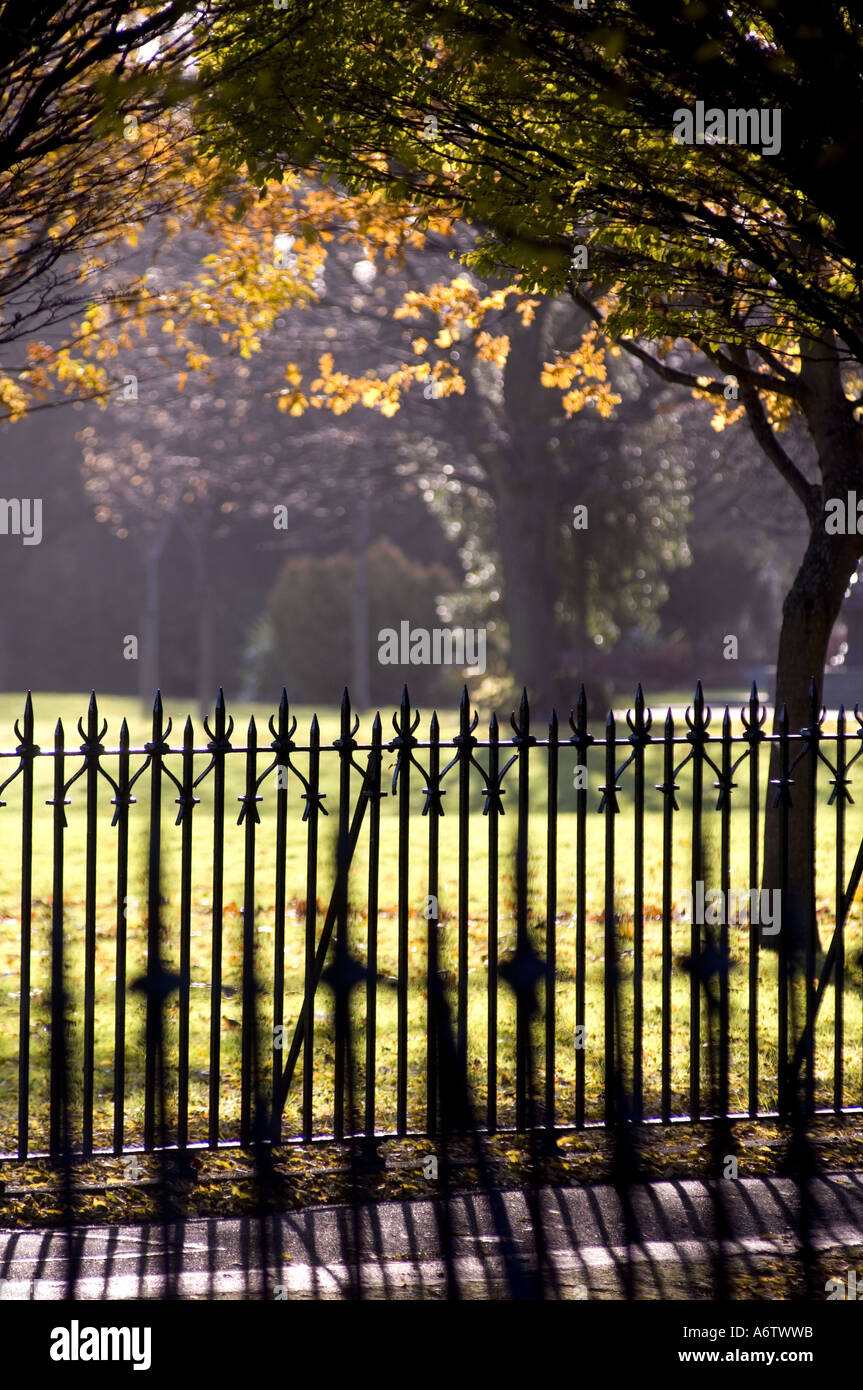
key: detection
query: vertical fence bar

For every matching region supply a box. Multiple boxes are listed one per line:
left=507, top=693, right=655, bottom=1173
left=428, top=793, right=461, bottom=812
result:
left=631, top=685, right=647, bottom=1124
left=425, top=712, right=441, bottom=1137
left=208, top=690, right=230, bottom=1148
left=746, top=683, right=762, bottom=1119
left=660, top=709, right=674, bottom=1123
left=718, top=708, right=732, bottom=1122
left=396, top=689, right=412, bottom=1137
left=177, top=716, right=196, bottom=1152
left=805, top=682, right=820, bottom=1118
left=144, top=692, right=165, bottom=1151
left=689, top=683, right=706, bottom=1123
left=303, top=715, right=321, bottom=1141
left=112, top=719, right=131, bottom=1154
left=334, top=691, right=354, bottom=1142
left=486, top=712, right=500, bottom=1134
left=457, top=687, right=472, bottom=1096
left=776, top=705, right=790, bottom=1116
left=82, top=692, right=99, bottom=1158
left=514, top=690, right=532, bottom=1132
left=545, top=708, right=558, bottom=1138
left=602, top=708, right=617, bottom=1127
left=270, top=693, right=289, bottom=1145
left=49, top=720, right=67, bottom=1160
left=16, top=693, right=36, bottom=1159
left=834, top=706, right=846, bottom=1114
left=365, top=713, right=383, bottom=1142
left=240, top=717, right=260, bottom=1146
left=571, top=688, right=590, bottom=1129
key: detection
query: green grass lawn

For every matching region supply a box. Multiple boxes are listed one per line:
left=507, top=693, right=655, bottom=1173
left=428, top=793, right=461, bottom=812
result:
left=0, top=690, right=861, bottom=1157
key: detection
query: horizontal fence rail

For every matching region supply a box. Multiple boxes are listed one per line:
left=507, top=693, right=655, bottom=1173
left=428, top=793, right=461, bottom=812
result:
left=1, top=680, right=862, bottom=1164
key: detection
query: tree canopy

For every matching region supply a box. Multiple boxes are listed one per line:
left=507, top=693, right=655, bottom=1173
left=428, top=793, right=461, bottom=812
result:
left=196, top=1, right=862, bottom=376
left=0, top=2, right=209, bottom=415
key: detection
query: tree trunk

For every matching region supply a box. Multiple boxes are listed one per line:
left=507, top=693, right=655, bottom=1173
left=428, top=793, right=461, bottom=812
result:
left=762, top=334, right=863, bottom=954
left=140, top=543, right=161, bottom=715
left=193, top=532, right=213, bottom=720
left=494, top=298, right=570, bottom=711
left=493, top=473, right=566, bottom=710
left=138, top=516, right=173, bottom=715
left=351, top=492, right=371, bottom=709
left=763, top=524, right=860, bottom=952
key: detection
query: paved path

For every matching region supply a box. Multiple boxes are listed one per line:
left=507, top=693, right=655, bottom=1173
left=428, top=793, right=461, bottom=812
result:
left=2, top=1172, right=862, bottom=1299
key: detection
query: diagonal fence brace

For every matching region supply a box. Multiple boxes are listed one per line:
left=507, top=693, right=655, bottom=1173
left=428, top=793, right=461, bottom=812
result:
left=790, top=829, right=863, bottom=1081
left=274, top=752, right=376, bottom=1122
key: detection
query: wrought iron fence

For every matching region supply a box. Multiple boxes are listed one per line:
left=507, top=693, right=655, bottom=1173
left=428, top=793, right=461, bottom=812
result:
left=0, top=679, right=862, bottom=1167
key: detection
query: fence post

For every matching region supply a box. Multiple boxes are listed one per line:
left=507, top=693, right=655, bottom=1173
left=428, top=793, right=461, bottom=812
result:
left=774, top=703, right=791, bottom=1116
left=393, top=686, right=417, bottom=1136
left=600, top=708, right=619, bottom=1127
left=545, top=706, right=558, bottom=1140
left=744, top=682, right=764, bottom=1118
left=629, top=684, right=650, bottom=1124
left=48, top=719, right=68, bottom=1161
left=144, top=691, right=166, bottom=1151
left=365, top=712, right=384, bottom=1144
left=457, top=687, right=476, bottom=1099
left=425, top=710, right=441, bottom=1137
left=177, top=715, right=197, bottom=1152
left=570, top=686, right=591, bottom=1128
left=240, top=716, right=261, bottom=1146
left=834, top=704, right=846, bottom=1114
left=206, top=689, right=232, bottom=1148
left=513, top=689, right=533, bottom=1131
left=688, top=682, right=708, bottom=1122
left=718, top=707, right=734, bottom=1123
left=16, top=693, right=37, bottom=1159
left=303, top=714, right=321, bottom=1141
left=269, top=693, right=290, bottom=1143
left=486, top=711, right=500, bottom=1134
left=82, top=692, right=101, bottom=1158
left=112, top=718, right=132, bottom=1154
left=659, top=707, right=676, bottom=1123
left=333, top=689, right=357, bottom=1141
left=804, top=680, right=821, bottom=1118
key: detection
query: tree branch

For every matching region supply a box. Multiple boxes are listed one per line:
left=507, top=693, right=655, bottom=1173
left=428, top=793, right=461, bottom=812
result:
left=725, top=344, right=821, bottom=525
left=571, top=288, right=798, bottom=399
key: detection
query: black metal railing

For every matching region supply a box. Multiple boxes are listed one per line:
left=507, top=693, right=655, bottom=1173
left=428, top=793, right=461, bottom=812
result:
left=1, top=679, right=862, bottom=1166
